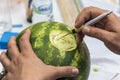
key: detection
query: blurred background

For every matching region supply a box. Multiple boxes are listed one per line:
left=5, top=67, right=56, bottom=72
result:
left=1, top=0, right=119, bottom=32
left=0, top=0, right=120, bottom=80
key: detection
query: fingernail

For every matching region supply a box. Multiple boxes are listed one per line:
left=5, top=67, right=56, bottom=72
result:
left=83, top=27, right=90, bottom=34
left=72, top=68, right=79, bottom=76
left=26, top=29, right=30, bottom=32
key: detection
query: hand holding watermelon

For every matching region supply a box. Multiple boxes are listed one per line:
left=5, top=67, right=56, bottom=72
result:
left=0, top=21, right=90, bottom=80
left=0, top=29, right=79, bottom=80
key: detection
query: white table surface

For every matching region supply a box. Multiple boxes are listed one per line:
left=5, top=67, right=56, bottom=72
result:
left=0, top=0, right=120, bottom=80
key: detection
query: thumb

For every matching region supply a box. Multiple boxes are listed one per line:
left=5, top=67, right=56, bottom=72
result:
left=82, top=26, right=113, bottom=42
left=53, top=66, right=79, bottom=79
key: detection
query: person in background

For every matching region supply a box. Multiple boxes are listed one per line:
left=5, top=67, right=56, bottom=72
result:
left=0, top=6, right=120, bottom=80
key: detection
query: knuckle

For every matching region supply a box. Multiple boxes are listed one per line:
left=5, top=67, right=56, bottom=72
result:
left=8, top=37, right=16, bottom=48
left=94, top=32, right=101, bottom=37
left=19, top=36, right=27, bottom=43
left=51, top=66, right=60, bottom=74
left=11, top=56, right=23, bottom=67
left=12, top=58, right=18, bottom=65
left=0, top=52, right=4, bottom=61
left=0, top=52, right=6, bottom=60
left=91, top=31, right=101, bottom=38
left=17, top=56, right=23, bottom=63
left=18, top=57, right=23, bottom=63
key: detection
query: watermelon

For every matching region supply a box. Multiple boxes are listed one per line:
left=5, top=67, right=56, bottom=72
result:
left=16, top=21, right=90, bottom=80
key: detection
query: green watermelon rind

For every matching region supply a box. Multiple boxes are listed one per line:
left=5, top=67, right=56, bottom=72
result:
left=49, top=30, right=77, bottom=51
left=16, top=21, right=90, bottom=80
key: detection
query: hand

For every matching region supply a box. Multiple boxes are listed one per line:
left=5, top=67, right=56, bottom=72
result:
left=75, top=6, right=120, bottom=54
left=0, top=29, right=79, bottom=80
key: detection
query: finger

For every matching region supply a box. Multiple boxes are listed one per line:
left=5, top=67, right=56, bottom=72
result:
left=7, top=37, right=19, bottom=59
left=76, top=32, right=84, bottom=44
left=19, top=29, right=34, bottom=56
left=82, top=26, right=114, bottom=42
left=75, top=6, right=106, bottom=28
left=0, top=52, right=10, bottom=70
left=52, top=66, right=79, bottom=79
